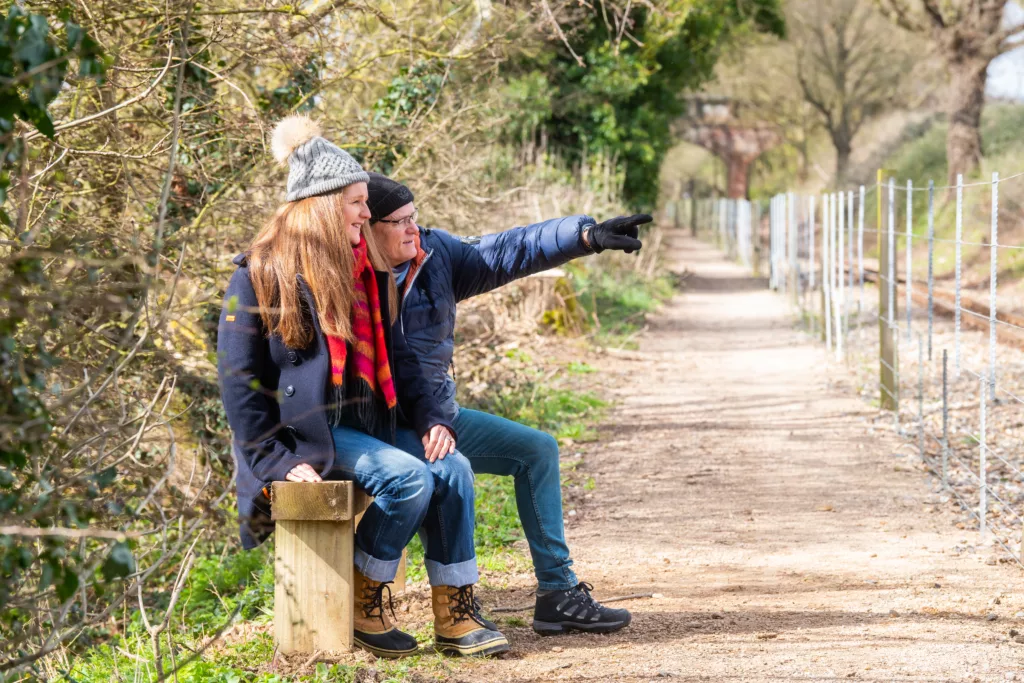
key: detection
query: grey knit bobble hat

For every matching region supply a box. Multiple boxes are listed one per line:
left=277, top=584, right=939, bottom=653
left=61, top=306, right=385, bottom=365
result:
left=270, top=115, right=370, bottom=201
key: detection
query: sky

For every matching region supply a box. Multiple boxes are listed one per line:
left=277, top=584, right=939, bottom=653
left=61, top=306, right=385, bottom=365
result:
left=987, top=2, right=1024, bottom=100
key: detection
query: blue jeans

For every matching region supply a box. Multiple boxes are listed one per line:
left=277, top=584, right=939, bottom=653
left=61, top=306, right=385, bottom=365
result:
left=395, top=408, right=577, bottom=591
left=330, top=426, right=478, bottom=587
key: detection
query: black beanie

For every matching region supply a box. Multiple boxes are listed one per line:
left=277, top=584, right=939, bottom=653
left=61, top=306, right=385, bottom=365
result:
left=366, top=172, right=415, bottom=223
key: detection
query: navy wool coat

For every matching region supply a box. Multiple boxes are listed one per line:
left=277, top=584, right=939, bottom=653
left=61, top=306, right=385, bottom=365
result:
left=398, top=215, right=596, bottom=423
left=217, top=254, right=452, bottom=549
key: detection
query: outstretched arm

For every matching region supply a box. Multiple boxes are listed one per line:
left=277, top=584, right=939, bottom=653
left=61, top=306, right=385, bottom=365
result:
left=449, top=213, right=650, bottom=302
left=449, top=215, right=593, bottom=301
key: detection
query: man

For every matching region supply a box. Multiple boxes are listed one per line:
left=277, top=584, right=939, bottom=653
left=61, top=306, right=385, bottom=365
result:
left=366, top=172, right=650, bottom=635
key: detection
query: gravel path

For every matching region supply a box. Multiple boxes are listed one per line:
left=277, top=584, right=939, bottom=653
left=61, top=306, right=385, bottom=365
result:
left=472, top=233, right=1024, bottom=682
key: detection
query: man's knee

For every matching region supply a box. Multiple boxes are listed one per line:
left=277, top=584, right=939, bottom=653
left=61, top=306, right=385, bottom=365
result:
left=523, top=430, right=560, bottom=470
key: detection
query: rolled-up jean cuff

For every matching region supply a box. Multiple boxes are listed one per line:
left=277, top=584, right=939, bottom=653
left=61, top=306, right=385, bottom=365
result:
left=537, top=577, right=577, bottom=591
left=424, top=557, right=479, bottom=587
left=354, top=547, right=401, bottom=583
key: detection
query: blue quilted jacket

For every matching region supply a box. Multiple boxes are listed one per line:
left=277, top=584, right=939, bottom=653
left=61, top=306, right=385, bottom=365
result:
left=398, top=215, right=596, bottom=422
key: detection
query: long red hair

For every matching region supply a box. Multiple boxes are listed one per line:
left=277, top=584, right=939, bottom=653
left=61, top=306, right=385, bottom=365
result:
left=248, top=190, right=397, bottom=349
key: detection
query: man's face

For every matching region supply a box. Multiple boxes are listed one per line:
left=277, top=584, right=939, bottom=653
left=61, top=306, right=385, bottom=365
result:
left=372, top=202, right=419, bottom=267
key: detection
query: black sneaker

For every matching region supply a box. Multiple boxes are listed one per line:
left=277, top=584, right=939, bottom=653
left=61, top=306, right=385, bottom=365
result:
left=532, top=582, right=632, bottom=635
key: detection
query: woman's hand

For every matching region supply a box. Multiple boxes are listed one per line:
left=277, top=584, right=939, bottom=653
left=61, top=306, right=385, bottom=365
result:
left=422, top=424, right=456, bottom=463
left=285, top=463, right=322, bottom=482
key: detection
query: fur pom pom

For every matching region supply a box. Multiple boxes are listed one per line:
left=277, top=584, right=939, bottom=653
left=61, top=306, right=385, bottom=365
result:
left=271, top=115, right=321, bottom=164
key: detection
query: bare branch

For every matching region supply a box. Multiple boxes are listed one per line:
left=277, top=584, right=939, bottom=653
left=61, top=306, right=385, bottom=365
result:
left=22, top=42, right=174, bottom=143
left=0, top=526, right=144, bottom=541
left=921, top=0, right=948, bottom=28
left=875, top=0, right=927, bottom=32
left=994, top=21, right=1024, bottom=54
left=539, top=0, right=586, bottom=67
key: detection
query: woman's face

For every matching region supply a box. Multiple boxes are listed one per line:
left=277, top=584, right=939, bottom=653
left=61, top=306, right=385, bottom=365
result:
left=341, top=183, right=371, bottom=246
left=371, top=202, right=419, bottom=268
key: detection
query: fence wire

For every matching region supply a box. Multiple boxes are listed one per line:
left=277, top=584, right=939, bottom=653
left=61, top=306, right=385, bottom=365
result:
left=675, top=174, right=1024, bottom=569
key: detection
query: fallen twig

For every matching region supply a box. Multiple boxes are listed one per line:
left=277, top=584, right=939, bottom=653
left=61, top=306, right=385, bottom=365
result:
left=491, top=592, right=654, bottom=613
left=301, top=650, right=322, bottom=670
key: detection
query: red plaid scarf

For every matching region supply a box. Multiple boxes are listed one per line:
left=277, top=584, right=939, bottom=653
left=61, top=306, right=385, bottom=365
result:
left=326, top=238, right=397, bottom=429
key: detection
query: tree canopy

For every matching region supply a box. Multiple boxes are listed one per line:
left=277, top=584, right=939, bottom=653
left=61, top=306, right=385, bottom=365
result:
left=502, top=0, right=786, bottom=208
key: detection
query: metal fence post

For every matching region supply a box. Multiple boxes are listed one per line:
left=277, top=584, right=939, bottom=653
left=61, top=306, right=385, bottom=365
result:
left=771, top=196, right=778, bottom=289
left=753, top=200, right=762, bottom=276
left=927, top=180, right=935, bottom=361
left=770, top=196, right=777, bottom=289
left=989, top=172, right=998, bottom=403
left=789, top=192, right=797, bottom=301
left=788, top=192, right=798, bottom=302
left=858, top=185, right=865, bottom=337
left=888, top=178, right=896, bottom=330
left=769, top=197, right=774, bottom=283
left=824, top=193, right=832, bottom=351
left=809, top=195, right=816, bottom=290
left=846, top=189, right=854, bottom=344
left=955, top=174, right=963, bottom=377
left=836, top=191, right=845, bottom=359
left=905, top=179, right=913, bottom=337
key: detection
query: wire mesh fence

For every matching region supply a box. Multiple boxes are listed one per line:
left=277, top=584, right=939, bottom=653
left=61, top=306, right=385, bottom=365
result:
left=674, top=175, right=1024, bottom=569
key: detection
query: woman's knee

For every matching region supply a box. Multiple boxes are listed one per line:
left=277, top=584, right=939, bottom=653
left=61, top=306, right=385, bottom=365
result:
left=382, top=454, right=434, bottom=510
left=429, top=451, right=475, bottom=496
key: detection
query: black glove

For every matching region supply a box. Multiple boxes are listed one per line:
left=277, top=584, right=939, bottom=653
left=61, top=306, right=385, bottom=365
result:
left=587, top=213, right=651, bottom=254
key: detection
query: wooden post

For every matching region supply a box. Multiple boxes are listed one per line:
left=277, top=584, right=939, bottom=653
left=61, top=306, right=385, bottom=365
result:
left=878, top=169, right=898, bottom=411
left=271, top=482, right=407, bottom=654
left=272, top=481, right=361, bottom=654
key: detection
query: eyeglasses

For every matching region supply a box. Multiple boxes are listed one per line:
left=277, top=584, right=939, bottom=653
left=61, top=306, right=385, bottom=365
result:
left=376, top=209, right=418, bottom=228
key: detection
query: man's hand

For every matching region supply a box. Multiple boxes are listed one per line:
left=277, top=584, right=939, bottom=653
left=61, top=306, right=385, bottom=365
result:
left=285, top=463, right=322, bottom=482
left=587, top=214, right=651, bottom=254
left=422, top=424, right=456, bottom=463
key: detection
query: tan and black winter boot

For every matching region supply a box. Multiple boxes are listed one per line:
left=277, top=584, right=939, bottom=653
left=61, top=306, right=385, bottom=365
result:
left=353, top=568, right=418, bottom=658
left=431, top=584, right=509, bottom=657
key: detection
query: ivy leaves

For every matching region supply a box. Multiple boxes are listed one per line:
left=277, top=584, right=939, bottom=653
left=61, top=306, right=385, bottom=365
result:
left=0, top=6, right=104, bottom=141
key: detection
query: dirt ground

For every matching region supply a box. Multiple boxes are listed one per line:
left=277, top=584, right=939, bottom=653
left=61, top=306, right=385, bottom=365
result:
left=461, top=234, right=1024, bottom=682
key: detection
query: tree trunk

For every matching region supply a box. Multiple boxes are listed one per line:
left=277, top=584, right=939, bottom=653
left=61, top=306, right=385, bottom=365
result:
left=796, top=134, right=810, bottom=183
left=834, top=137, right=851, bottom=189
left=726, top=156, right=753, bottom=199
left=945, top=57, right=988, bottom=185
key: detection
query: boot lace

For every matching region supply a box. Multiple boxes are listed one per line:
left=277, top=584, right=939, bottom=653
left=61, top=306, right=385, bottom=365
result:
left=573, top=581, right=601, bottom=612
left=449, top=585, right=487, bottom=627
left=361, top=580, right=396, bottom=628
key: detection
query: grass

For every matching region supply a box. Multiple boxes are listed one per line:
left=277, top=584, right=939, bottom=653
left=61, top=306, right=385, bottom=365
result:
left=566, top=260, right=676, bottom=348
left=858, top=103, right=1024, bottom=292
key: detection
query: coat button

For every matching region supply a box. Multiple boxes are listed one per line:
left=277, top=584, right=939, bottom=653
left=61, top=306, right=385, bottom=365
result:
left=286, top=351, right=298, bottom=364
left=284, top=385, right=295, bottom=397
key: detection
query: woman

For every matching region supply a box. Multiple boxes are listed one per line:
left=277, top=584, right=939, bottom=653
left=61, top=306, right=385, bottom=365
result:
left=216, top=116, right=507, bottom=658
